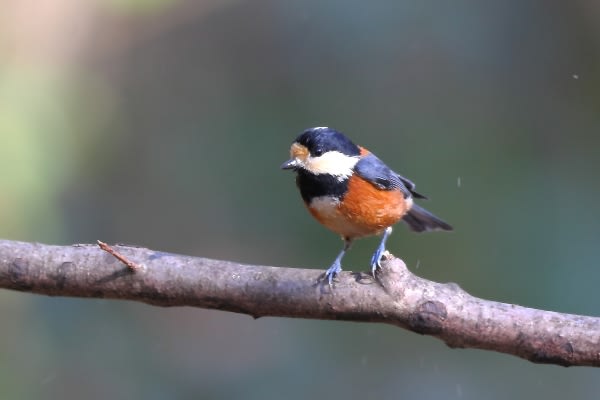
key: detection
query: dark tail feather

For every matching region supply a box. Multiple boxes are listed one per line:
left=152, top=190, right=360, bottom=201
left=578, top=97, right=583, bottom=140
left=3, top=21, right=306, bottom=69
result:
left=403, top=203, right=453, bottom=233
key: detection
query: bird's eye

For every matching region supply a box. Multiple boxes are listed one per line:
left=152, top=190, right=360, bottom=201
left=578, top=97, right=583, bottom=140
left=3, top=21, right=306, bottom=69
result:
left=313, top=149, right=323, bottom=157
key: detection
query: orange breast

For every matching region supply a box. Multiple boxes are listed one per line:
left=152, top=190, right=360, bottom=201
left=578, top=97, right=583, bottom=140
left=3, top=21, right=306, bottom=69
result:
left=307, top=174, right=411, bottom=239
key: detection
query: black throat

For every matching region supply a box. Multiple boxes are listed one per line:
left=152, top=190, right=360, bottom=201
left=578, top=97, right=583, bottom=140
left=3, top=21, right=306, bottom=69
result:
left=296, top=170, right=349, bottom=203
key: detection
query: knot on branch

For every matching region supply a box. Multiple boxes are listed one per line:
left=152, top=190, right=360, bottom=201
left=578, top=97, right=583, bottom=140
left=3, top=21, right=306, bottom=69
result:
left=408, top=300, right=448, bottom=335
left=528, top=335, right=575, bottom=367
left=377, top=254, right=410, bottom=295
left=8, top=258, right=32, bottom=291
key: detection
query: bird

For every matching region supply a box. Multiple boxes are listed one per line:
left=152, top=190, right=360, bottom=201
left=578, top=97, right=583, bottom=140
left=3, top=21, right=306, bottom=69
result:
left=281, top=127, right=452, bottom=285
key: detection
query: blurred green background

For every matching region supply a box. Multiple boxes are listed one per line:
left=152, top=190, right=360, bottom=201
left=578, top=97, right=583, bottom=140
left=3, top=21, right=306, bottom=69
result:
left=1, top=0, right=600, bottom=399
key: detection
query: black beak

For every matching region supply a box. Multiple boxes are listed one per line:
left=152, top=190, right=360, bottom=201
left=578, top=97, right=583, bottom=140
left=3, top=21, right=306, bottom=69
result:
left=281, top=159, right=299, bottom=170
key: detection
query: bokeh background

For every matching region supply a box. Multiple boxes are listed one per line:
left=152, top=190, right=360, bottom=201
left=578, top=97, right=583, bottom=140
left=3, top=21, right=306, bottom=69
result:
left=2, top=0, right=600, bottom=399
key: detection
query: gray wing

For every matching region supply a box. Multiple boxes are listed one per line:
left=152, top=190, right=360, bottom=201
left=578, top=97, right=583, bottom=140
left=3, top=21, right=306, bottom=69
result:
left=397, top=174, right=427, bottom=199
left=354, top=154, right=427, bottom=199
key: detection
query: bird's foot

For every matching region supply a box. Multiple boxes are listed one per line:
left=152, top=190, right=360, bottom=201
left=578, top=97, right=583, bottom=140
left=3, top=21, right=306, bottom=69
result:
left=371, top=227, right=392, bottom=276
left=324, top=261, right=342, bottom=286
left=370, top=245, right=386, bottom=276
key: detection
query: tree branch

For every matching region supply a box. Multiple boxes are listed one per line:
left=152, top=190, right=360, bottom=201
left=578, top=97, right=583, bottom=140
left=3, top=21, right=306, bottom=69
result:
left=0, top=239, right=598, bottom=367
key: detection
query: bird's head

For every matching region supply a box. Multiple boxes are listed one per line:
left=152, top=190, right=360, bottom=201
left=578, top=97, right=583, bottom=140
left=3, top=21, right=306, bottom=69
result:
left=281, top=127, right=361, bottom=178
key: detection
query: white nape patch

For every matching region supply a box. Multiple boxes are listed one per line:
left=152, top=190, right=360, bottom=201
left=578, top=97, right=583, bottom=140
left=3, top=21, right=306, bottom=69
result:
left=406, top=196, right=414, bottom=209
left=305, top=151, right=359, bottom=180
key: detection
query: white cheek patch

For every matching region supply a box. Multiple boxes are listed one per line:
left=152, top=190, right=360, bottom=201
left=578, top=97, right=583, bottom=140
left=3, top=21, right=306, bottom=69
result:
left=304, top=151, right=359, bottom=180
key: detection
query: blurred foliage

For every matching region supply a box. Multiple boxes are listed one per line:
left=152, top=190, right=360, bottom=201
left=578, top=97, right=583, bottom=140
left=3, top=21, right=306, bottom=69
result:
left=100, top=0, right=178, bottom=15
left=1, top=0, right=600, bottom=399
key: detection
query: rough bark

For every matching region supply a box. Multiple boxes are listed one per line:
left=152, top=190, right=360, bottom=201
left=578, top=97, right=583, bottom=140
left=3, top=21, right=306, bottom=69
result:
left=0, top=239, right=598, bottom=367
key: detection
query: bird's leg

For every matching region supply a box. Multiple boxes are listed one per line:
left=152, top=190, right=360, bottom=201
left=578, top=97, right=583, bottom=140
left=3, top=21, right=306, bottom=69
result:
left=325, top=238, right=353, bottom=286
left=371, top=227, right=393, bottom=275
